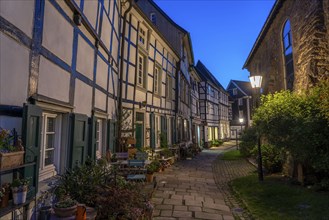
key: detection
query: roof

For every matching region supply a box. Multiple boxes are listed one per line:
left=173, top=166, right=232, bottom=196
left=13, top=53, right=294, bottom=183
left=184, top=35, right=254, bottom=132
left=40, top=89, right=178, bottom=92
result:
left=243, top=0, right=283, bottom=69
left=227, top=80, right=253, bottom=96
left=195, top=60, right=225, bottom=91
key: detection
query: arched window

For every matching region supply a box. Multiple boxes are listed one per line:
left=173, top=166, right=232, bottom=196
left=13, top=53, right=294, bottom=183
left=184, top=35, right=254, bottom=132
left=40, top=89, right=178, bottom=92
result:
left=282, top=20, right=294, bottom=90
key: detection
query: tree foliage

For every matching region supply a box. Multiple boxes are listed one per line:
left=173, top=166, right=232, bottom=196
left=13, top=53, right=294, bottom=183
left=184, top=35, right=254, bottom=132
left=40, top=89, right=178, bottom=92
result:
left=252, top=81, right=329, bottom=185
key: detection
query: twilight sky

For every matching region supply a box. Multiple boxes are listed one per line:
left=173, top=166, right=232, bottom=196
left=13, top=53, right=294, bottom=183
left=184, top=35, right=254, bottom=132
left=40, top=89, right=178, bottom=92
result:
left=154, top=0, right=275, bottom=88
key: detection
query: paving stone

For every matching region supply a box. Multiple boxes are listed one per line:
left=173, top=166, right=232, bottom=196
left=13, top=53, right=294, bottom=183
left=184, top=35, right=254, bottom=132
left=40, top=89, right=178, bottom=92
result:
left=160, top=210, right=173, bottom=217
left=184, top=199, right=202, bottom=206
left=171, top=194, right=183, bottom=200
left=151, top=197, right=164, bottom=204
left=222, top=215, right=235, bottom=220
left=188, top=206, right=202, bottom=212
left=203, top=202, right=231, bottom=212
left=153, top=217, right=176, bottom=220
left=163, top=199, right=183, bottom=205
left=155, top=204, right=173, bottom=210
left=174, top=205, right=188, bottom=211
left=172, top=210, right=193, bottom=218
left=194, top=211, right=223, bottom=220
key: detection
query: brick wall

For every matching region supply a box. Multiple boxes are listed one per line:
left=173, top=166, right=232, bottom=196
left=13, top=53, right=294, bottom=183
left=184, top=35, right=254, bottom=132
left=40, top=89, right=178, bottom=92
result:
left=245, top=0, right=329, bottom=94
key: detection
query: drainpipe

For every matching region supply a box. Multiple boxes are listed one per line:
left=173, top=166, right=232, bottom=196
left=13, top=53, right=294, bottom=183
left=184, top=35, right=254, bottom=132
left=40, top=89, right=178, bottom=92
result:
left=116, top=0, right=133, bottom=152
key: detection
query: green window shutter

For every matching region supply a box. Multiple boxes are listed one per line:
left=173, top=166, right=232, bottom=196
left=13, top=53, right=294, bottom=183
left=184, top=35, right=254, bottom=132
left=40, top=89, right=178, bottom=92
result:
left=150, top=113, right=155, bottom=149
left=135, top=123, right=143, bottom=150
left=22, top=104, right=42, bottom=199
left=88, top=116, right=97, bottom=160
left=107, top=119, right=116, bottom=153
left=70, top=113, right=88, bottom=168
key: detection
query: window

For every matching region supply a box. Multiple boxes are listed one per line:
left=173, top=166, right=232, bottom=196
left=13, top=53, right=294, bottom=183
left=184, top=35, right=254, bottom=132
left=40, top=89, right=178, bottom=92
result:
left=150, top=12, right=156, bottom=25
left=166, top=75, right=172, bottom=99
left=137, top=53, right=146, bottom=88
left=154, top=66, right=161, bottom=94
left=196, top=101, right=199, bottom=115
left=95, top=119, right=103, bottom=159
left=139, top=26, right=146, bottom=47
left=238, top=98, right=243, bottom=106
left=282, top=20, right=294, bottom=90
left=233, top=88, right=237, bottom=95
left=40, top=113, right=61, bottom=181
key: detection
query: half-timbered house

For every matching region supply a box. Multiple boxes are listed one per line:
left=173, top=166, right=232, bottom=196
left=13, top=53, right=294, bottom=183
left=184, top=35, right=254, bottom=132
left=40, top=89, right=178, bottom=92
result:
left=119, top=3, right=179, bottom=150
left=136, top=0, right=194, bottom=147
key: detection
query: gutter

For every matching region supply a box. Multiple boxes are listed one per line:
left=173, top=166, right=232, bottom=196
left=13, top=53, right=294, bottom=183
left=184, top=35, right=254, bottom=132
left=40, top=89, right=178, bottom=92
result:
left=116, top=0, right=133, bottom=152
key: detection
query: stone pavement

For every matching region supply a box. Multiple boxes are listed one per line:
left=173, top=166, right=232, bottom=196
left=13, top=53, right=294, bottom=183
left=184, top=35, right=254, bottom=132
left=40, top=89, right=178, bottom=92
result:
left=152, top=141, right=256, bottom=220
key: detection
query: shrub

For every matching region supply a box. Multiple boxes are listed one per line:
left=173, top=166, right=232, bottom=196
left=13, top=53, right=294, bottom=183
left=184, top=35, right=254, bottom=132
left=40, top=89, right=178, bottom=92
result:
left=250, top=144, right=284, bottom=174
left=239, top=127, right=257, bottom=157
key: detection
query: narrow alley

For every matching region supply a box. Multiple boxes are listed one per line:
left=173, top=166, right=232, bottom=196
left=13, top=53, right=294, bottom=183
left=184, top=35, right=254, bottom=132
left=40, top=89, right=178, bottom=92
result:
left=152, top=142, right=256, bottom=220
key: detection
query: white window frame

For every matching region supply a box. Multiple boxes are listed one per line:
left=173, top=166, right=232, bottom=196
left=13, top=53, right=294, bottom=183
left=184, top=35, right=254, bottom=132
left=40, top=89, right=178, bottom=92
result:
left=137, top=53, right=146, bottom=88
left=138, top=25, right=147, bottom=48
left=233, top=88, right=237, bottom=95
left=154, top=66, right=161, bottom=95
left=150, top=12, right=156, bottom=24
left=95, top=119, right=104, bottom=159
left=39, top=113, right=61, bottom=181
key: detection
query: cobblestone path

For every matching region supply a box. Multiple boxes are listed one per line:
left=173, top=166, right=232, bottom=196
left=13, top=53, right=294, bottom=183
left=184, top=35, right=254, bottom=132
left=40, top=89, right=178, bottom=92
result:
left=152, top=142, right=256, bottom=220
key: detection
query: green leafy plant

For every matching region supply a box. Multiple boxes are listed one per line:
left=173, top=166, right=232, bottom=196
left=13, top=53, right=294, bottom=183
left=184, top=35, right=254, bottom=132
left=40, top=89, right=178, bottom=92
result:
left=146, top=162, right=158, bottom=174
left=160, top=148, right=173, bottom=158
left=0, top=128, right=22, bottom=153
left=54, top=198, right=77, bottom=208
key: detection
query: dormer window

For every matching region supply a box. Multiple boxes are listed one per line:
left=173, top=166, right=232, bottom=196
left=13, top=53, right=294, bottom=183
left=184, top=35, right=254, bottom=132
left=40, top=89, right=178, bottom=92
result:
left=150, top=12, right=156, bottom=25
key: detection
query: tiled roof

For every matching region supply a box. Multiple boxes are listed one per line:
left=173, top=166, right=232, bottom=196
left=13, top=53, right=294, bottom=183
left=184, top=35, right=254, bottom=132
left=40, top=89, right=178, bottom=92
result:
left=231, top=80, right=253, bottom=96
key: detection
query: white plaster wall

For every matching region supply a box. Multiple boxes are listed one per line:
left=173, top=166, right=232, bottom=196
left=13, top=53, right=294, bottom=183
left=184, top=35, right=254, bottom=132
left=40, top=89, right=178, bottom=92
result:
left=83, top=0, right=98, bottom=30
left=76, top=36, right=94, bottom=80
left=101, top=16, right=112, bottom=50
left=155, top=51, right=162, bottom=64
left=74, top=0, right=81, bottom=8
left=127, top=65, right=135, bottom=84
left=107, top=98, right=116, bottom=119
left=0, top=33, right=29, bottom=106
left=43, top=1, right=73, bottom=65
left=112, top=73, right=118, bottom=96
left=135, top=90, right=146, bottom=102
left=38, top=57, right=70, bottom=102
left=96, top=56, right=108, bottom=90
left=130, top=28, right=137, bottom=45
left=74, top=79, right=92, bottom=116
left=129, top=46, right=136, bottom=65
left=113, top=9, right=119, bottom=34
left=131, top=15, right=138, bottom=29
left=154, top=97, right=160, bottom=107
left=150, top=34, right=155, bottom=46
left=112, top=36, right=119, bottom=63
left=109, top=0, right=115, bottom=24
left=122, top=62, right=127, bottom=82
left=0, top=0, right=34, bottom=38
left=127, top=85, right=134, bottom=100
left=149, top=46, right=155, bottom=59
left=95, top=89, right=106, bottom=111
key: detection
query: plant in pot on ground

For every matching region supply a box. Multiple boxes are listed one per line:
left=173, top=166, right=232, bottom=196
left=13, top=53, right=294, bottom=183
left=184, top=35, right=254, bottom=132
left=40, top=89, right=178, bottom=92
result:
left=146, top=162, right=158, bottom=182
left=53, top=197, right=77, bottom=217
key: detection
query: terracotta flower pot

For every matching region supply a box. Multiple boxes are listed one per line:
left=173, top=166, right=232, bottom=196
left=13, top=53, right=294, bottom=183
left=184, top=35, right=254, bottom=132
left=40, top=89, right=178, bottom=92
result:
left=146, top=173, right=154, bottom=182
left=0, top=192, right=10, bottom=208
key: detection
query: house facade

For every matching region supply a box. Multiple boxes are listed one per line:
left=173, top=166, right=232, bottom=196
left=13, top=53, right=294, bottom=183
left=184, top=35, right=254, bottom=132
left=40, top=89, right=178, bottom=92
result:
left=119, top=3, right=179, bottom=151
left=226, top=80, right=253, bottom=139
left=195, top=61, right=230, bottom=144
left=243, top=0, right=329, bottom=94
left=136, top=0, right=194, bottom=148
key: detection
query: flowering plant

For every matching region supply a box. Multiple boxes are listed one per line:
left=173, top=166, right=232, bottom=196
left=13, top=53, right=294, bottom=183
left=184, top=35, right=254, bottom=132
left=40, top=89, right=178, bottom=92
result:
left=11, top=177, right=31, bottom=193
left=0, top=128, right=23, bottom=153
left=0, top=183, right=11, bottom=200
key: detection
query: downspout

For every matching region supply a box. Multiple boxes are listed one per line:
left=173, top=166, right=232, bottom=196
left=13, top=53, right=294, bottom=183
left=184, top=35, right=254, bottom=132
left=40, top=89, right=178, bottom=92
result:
left=117, top=0, right=133, bottom=152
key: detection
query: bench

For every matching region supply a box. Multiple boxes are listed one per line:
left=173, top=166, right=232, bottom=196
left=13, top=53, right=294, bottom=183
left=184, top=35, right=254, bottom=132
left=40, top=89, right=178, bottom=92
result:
left=126, top=159, right=146, bottom=181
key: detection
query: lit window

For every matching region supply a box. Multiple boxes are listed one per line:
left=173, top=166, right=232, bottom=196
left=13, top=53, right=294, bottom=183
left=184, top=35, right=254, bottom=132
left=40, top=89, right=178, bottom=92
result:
left=282, top=20, right=294, bottom=90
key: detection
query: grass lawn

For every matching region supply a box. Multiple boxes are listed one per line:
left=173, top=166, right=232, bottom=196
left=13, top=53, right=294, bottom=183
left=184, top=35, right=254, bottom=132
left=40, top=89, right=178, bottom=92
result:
left=231, top=174, right=329, bottom=220
left=221, top=149, right=243, bottom=160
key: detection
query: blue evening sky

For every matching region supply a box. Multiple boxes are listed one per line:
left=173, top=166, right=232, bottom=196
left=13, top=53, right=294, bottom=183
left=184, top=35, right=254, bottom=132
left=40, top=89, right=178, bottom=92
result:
left=154, top=0, right=275, bottom=88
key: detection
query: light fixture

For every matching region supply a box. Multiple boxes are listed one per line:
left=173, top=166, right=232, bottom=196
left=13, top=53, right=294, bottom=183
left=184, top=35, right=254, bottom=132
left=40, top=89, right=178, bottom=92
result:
left=249, top=75, right=262, bottom=88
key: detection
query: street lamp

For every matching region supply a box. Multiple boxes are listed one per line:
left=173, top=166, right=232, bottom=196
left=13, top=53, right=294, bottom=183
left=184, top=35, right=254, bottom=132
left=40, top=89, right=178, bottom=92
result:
left=249, top=75, right=263, bottom=181
left=238, top=118, right=244, bottom=150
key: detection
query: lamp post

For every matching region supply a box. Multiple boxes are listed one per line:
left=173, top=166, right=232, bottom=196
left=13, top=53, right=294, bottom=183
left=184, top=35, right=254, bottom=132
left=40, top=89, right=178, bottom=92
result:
left=249, top=75, right=263, bottom=181
left=238, top=118, right=244, bottom=150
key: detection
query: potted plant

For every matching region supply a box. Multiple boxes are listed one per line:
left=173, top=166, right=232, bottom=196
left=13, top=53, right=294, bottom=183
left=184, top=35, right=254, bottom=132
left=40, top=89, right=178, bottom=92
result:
left=0, top=183, right=11, bottom=208
left=53, top=197, right=77, bottom=217
left=11, top=177, right=30, bottom=205
left=146, top=162, right=157, bottom=182
left=0, top=128, right=24, bottom=169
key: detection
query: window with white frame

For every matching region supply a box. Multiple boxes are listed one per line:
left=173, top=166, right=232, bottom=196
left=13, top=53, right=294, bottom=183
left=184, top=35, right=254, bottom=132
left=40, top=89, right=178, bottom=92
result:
left=40, top=113, right=61, bottom=181
left=139, top=26, right=147, bottom=48
left=238, top=98, right=243, bottom=106
left=233, top=88, right=237, bottom=95
left=137, top=53, right=146, bottom=88
left=166, top=75, right=172, bottom=99
left=154, top=66, right=161, bottom=95
left=95, top=119, right=104, bottom=159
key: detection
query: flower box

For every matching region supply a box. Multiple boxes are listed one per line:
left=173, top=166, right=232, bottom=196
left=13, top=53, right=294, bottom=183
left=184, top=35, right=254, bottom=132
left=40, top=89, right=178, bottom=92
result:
left=0, top=151, right=24, bottom=169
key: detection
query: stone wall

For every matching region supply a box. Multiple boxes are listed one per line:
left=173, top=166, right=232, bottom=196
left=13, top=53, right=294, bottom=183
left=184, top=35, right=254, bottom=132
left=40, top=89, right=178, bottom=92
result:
left=245, top=0, right=329, bottom=94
